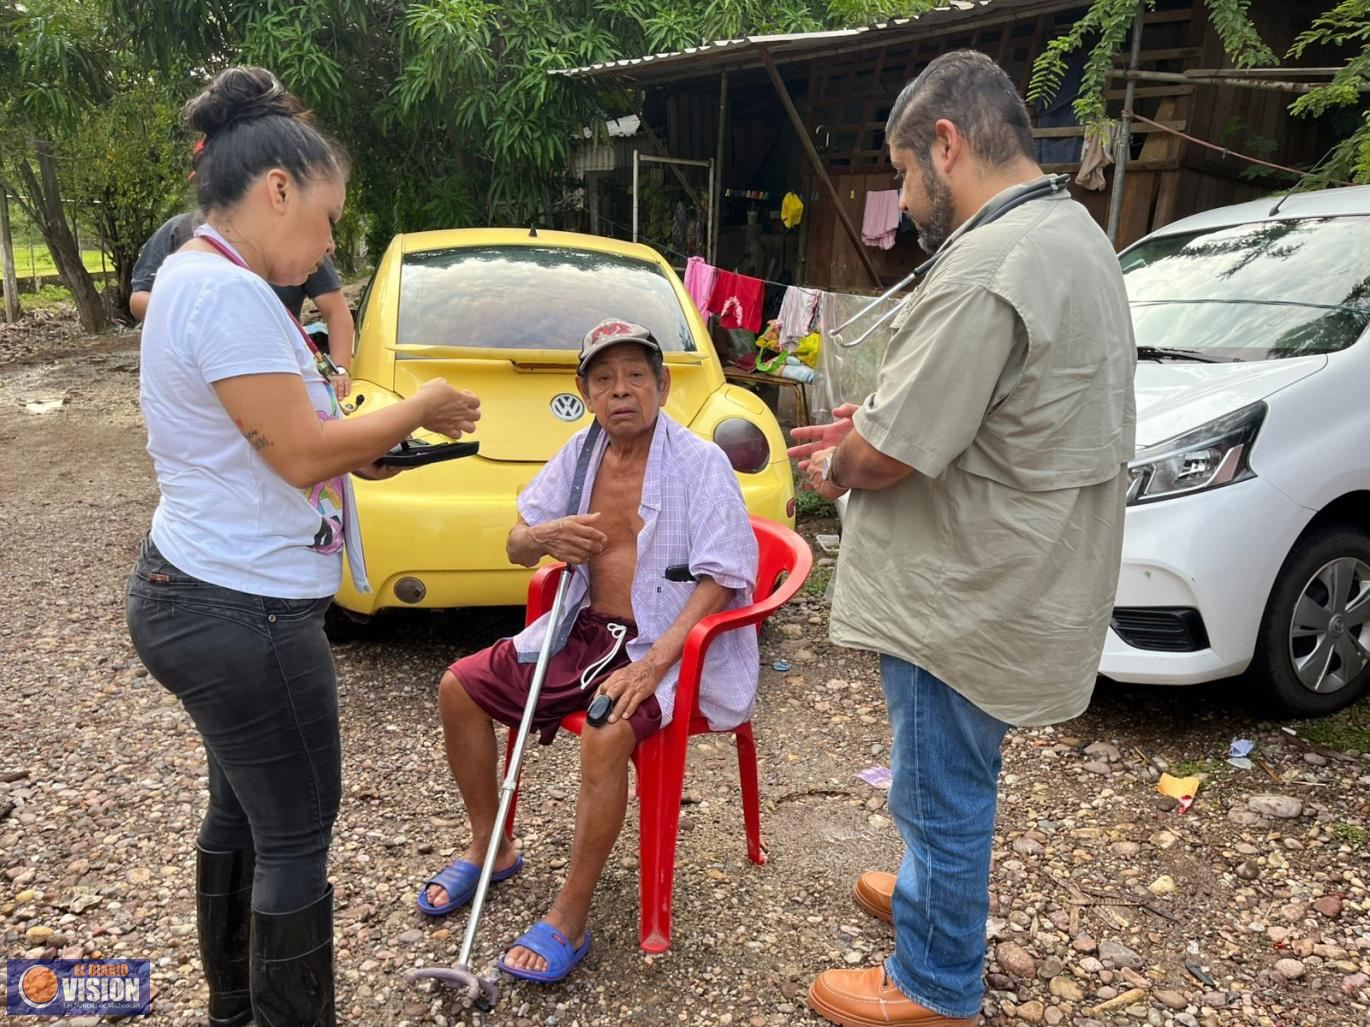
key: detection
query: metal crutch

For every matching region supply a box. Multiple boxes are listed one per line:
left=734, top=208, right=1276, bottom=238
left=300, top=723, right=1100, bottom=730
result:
left=408, top=567, right=574, bottom=1012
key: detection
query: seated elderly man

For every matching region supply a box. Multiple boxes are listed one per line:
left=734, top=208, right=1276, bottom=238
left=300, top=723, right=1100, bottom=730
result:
left=418, top=319, right=759, bottom=982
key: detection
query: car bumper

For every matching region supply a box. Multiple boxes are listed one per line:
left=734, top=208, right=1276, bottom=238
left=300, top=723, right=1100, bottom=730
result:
left=336, top=457, right=795, bottom=615
left=1100, top=476, right=1310, bottom=685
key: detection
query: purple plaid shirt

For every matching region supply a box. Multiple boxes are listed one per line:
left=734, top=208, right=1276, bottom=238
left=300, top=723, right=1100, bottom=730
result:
left=512, top=413, right=759, bottom=730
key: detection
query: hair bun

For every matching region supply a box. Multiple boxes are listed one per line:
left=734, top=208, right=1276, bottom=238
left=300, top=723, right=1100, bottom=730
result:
left=184, top=66, right=306, bottom=139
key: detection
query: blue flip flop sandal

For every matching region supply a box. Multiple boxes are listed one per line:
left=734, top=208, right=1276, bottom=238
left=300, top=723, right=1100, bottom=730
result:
left=497, top=920, right=592, bottom=983
left=415, top=853, right=524, bottom=916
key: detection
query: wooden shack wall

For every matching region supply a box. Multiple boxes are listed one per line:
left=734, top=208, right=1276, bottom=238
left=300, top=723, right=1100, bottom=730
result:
left=636, top=0, right=1339, bottom=292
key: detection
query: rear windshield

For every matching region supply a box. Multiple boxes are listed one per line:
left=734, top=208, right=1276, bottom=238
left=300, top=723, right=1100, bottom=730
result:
left=397, top=245, right=696, bottom=352
left=1120, top=216, right=1370, bottom=360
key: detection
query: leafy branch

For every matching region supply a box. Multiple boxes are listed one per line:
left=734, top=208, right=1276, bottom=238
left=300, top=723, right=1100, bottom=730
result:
left=1288, top=0, right=1370, bottom=182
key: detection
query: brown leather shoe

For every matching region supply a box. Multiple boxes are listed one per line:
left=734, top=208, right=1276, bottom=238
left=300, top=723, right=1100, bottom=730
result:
left=852, top=871, right=895, bottom=924
left=808, top=966, right=977, bottom=1027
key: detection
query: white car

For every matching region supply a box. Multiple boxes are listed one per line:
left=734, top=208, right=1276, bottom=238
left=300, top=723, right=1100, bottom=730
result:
left=835, top=186, right=1370, bottom=715
left=1103, top=186, right=1369, bottom=715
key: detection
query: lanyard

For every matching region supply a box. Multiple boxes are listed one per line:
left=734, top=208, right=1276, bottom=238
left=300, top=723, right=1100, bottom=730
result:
left=195, top=230, right=336, bottom=369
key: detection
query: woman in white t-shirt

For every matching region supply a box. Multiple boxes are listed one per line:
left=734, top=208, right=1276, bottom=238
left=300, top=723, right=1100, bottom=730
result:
left=125, top=67, right=478, bottom=1027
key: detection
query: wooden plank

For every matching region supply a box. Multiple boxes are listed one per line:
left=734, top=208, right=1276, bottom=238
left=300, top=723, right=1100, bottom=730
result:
left=1152, top=169, right=1182, bottom=228
left=1040, top=158, right=1181, bottom=173
left=1119, top=169, right=1160, bottom=249
left=1144, top=9, right=1194, bottom=24
left=1104, top=85, right=1195, bottom=99
left=1016, top=13, right=1053, bottom=93
left=1111, top=47, right=1202, bottom=63
left=1033, top=120, right=1185, bottom=138
left=1140, top=98, right=1181, bottom=160
left=995, top=16, right=1012, bottom=62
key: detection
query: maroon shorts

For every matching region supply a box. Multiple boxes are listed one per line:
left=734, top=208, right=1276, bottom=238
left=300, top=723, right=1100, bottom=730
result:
left=450, top=609, right=663, bottom=745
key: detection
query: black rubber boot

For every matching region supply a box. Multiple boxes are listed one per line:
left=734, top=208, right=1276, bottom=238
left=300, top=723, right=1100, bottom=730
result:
left=196, top=847, right=255, bottom=1027
left=250, top=885, right=336, bottom=1027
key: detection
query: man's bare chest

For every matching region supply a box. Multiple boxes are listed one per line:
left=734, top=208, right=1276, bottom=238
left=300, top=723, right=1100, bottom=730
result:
left=588, top=471, right=645, bottom=549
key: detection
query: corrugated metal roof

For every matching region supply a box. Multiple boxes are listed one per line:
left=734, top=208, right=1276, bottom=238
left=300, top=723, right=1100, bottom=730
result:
left=551, top=1, right=1053, bottom=82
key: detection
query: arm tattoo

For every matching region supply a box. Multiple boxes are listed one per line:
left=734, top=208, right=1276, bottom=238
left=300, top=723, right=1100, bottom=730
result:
left=233, top=417, right=271, bottom=452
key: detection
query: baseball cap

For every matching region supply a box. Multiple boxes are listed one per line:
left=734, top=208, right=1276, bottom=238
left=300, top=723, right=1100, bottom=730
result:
left=577, top=319, right=662, bottom=376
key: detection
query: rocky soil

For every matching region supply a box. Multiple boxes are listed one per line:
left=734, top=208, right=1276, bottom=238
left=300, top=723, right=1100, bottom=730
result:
left=1, top=337, right=1366, bottom=1027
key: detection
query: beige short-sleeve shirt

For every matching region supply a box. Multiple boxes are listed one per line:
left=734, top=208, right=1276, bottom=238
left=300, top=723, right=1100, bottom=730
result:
left=831, top=182, right=1137, bottom=726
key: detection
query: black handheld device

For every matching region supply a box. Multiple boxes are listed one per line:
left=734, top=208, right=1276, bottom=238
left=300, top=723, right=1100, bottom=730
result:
left=664, top=564, right=697, bottom=582
left=379, top=438, right=480, bottom=468
left=586, top=693, right=614, bottom=728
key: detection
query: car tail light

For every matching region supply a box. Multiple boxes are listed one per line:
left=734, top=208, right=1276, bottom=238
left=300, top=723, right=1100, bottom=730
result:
left=713, top=418, right=770, bottom=473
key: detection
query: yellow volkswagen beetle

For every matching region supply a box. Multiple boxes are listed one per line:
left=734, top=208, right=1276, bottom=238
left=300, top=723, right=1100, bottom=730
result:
left=334, top=228, right=796, bottom=619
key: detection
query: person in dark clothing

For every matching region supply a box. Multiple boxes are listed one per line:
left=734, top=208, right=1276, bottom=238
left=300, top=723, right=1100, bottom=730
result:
left=131, top=212, right=357, bottom=397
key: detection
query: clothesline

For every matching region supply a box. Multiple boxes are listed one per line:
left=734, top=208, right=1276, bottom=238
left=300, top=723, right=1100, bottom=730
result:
left=594, top=214, right=800, bottom=292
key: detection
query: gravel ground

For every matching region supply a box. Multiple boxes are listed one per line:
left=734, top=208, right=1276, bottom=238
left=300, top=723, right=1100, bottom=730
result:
left=1, top=337, right=1367, bottom=1027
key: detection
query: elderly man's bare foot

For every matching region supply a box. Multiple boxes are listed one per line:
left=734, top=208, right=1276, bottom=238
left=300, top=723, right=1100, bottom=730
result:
left=502, top=905, right=587, bottom=974
left=425, top=839, right=520, bottom=909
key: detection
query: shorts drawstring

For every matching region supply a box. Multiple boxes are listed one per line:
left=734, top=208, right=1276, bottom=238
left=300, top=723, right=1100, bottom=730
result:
left=579, top=622, right=628, bottom=690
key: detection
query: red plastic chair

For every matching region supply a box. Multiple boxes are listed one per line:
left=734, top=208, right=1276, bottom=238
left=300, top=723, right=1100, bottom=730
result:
left=502, top=515, right=812, bottom=953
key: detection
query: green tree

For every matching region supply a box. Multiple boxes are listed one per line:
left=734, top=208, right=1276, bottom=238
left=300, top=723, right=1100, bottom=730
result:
left=111, top=0, right=843, bottom=258
left=1287, top=0, right=1370, bottom=182
left=66, top=86, right=190, bottom=318
left=0, top=0, right=113, bottom=331
left=1026, top=0, right=1369, bottom=185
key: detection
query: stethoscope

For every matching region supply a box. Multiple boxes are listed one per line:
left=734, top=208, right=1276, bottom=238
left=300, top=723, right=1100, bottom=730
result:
left=831, top=174, right=1072, bottom=348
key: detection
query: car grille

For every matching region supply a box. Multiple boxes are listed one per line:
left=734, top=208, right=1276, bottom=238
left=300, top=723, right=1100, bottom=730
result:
left=1111, top=607, right=1210, bottom=652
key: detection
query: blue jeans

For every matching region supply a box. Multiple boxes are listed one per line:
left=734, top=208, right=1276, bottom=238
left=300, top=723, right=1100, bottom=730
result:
left=126, top=537, right=340, bottom=914
left=880, top=656, right=1010, bottom=1019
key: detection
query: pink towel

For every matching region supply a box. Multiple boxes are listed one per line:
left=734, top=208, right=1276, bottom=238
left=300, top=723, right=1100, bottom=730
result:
left=862, top=189, right=901, bottom=250
left=683, top=256, right=718, bottom=317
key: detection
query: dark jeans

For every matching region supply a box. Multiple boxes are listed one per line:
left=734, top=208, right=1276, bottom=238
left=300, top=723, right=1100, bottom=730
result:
left=126, top=536, right=340, bottom=914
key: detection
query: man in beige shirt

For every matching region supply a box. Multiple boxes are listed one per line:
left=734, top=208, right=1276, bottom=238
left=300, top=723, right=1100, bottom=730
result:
left=791, top=51, right=1136, bottom=1027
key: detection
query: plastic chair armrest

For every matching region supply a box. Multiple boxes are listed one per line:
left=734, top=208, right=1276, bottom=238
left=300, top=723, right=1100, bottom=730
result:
left=670, top=565, right=808, bottom=727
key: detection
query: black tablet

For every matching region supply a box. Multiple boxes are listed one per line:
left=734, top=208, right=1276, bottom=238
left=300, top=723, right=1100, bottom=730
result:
left=379, top=439, right=480, bottom=467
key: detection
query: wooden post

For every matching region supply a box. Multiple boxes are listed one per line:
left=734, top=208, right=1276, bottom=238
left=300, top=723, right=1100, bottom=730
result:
left=1107, top=1, right=1145, bottom=247
left=712, top=70, right=727, bottom=267
left=757, top=44, right=882, bottom=289
left=0, top=190, right=19, bottom=323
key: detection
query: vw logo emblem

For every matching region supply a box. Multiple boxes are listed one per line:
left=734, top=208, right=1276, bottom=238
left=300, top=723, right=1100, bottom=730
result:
left=550, top=394, right=585, bottom=422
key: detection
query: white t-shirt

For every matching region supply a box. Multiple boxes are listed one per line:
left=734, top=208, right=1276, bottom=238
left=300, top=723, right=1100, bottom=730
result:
left=140, top=235, right=349, bottom=598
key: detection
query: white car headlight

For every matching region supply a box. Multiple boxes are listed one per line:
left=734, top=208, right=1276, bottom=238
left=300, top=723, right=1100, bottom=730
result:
left=1127, top=402, right=1266, bottom=506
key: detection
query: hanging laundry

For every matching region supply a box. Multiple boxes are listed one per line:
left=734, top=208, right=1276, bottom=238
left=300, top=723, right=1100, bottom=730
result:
left=777, top=286, right=821, bottom=346
left=683, top=256, right=718, bottom=317
left=1076, top=122, right=1117, bottom=191
left=781, top=192, right=804, bottom=229
left=792, top=330, right=822, bottom=369
left=707, top=271, right=765, bottom=333
left=862, top=189, right=901, bottom=250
